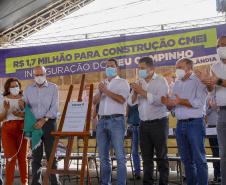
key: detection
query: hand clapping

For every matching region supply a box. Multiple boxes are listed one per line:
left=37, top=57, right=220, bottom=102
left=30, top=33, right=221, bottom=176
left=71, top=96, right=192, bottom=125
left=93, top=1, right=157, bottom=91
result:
left=98, top=81, right=108, bottom=94
left=194, top=66, right=219, bottom=86
left=12, top=109, right=20, bottom=116
left=130, top=81, right=143, bottom=94
left=3, top=100, right=10, bottom=111
left=161, top=94, right=180, bottom=107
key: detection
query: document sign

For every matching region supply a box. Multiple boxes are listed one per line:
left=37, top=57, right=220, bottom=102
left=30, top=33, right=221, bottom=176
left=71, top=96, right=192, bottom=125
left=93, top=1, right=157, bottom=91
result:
left=62, top=102, right=88, bottom=132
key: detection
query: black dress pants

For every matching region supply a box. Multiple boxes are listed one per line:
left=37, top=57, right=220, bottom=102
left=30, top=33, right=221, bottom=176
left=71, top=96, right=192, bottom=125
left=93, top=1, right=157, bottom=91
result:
left=139, top=117, right=169, bottom=185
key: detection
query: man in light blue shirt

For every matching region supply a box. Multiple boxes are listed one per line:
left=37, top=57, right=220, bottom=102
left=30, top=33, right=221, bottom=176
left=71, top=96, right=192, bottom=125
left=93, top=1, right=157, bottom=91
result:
left=19, top=65, right=60, bottom=185
left=161, top=58, right=208, bottom=185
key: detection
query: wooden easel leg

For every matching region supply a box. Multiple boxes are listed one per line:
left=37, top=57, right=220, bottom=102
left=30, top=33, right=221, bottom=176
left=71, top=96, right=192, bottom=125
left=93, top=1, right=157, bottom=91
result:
left=80, top=135, right=91, bottom=185
left=86, top=157, right=91, bottom=185
left=43, top=136, right=60, bottom=185
left=64, top=136, right=74, bottom=170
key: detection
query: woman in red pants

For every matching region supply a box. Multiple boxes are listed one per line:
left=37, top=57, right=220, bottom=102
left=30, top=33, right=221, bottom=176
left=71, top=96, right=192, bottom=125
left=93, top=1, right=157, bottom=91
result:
left=0, top=78, right=28, bottom=185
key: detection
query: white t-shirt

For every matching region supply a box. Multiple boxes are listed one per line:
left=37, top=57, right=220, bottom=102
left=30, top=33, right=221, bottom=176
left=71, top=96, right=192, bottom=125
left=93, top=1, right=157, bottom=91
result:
left=0, top=97, right=24, bottom=122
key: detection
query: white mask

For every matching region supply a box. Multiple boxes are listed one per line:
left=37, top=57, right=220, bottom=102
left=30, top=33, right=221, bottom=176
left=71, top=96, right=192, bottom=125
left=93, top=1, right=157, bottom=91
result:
left=35, top=76, right=46, bottom=84
left=175, top=69, right=186, bottom=80
left=217, top=47, right=226, bottom=59
left=10, top=87, right=20, bottom=96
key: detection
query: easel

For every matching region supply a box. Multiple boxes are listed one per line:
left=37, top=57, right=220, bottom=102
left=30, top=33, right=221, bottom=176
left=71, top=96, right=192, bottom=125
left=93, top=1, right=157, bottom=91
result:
left=43, top=74, right=93, bottom=185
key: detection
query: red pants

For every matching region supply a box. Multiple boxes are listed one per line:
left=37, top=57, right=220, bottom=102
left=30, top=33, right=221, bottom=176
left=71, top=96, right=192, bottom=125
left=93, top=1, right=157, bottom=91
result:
left=2, top=120, right=28, bottom=185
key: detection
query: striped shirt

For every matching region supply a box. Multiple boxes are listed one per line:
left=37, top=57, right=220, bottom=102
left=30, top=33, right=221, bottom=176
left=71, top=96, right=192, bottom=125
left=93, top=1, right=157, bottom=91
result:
left=23, top=81, right=59, bottom=120
left=171, top=73, right=207, bottom=120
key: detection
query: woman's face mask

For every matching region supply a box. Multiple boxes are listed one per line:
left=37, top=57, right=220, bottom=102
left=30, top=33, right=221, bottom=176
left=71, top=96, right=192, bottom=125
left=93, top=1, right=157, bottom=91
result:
left=10, top=87, right=20, bottom=96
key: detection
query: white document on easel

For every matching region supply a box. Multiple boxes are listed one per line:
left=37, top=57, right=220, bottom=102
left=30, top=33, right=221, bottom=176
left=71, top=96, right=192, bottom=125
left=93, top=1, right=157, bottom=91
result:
left=62, top=102, right=88, bottom=132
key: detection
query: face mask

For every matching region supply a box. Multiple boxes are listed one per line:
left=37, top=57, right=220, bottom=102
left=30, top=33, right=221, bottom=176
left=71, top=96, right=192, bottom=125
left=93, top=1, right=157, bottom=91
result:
left=35, top=76, right=46, bottom=84
left=139, top=70, right=148, bottom=79
left=10, top=87, right=20, bottom=96
left=217, top=47, right=226, bottom=59
left=106, top=67, right=116, bottom=77
left=175, top=69, right=186, bottom=80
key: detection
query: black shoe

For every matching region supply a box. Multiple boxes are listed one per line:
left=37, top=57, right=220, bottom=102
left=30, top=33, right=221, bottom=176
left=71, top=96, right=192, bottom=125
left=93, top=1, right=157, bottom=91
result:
left=212, top=177, right=221, bottom=182
left=129, top=174, right=141, bottom=180
left=217, top=177, right=221, bottom=182
left=134, top=174, right=141, bottom=180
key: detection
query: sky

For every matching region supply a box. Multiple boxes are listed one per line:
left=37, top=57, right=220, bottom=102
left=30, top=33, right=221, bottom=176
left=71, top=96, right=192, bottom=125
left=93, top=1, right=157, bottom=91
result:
left=20, top=0, right=222, bottom=45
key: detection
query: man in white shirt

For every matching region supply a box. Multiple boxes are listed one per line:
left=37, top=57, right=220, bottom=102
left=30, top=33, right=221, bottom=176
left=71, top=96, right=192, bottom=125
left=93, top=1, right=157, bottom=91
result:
left=93, top=58, right=130, bottom=185
left=195, top=36, right=226, bottom=185
left=128, top=56, right=169, bottom=185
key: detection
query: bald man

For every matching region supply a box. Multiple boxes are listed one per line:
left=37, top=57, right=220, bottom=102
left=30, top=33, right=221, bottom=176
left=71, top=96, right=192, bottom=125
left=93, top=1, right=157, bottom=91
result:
left=19, top=65, right=60, bottom=185
left=161, top=58, right=208, bottom=185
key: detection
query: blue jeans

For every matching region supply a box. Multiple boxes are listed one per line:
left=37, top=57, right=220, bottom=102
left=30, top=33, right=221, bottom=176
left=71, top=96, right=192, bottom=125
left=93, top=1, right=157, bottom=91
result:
left=97, top=116, right=127, bottom=185
left=176, top=118, right=208, bottom=185
left=128, top=124, right=140, bottom=176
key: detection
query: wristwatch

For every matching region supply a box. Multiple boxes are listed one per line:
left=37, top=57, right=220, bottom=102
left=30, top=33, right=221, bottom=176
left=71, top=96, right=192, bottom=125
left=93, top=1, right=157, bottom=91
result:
left=44, top=116, right=49, bottom=121
left=217, top=78, right=223, bottom=85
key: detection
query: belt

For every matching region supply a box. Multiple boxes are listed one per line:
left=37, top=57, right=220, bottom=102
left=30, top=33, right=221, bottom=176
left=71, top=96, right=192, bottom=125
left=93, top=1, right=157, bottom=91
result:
left=99, top=114, right=123, bottom=119
left=141, top=116, right=167, bottom=123
left=219, top=106, right=226, bottom=110
left=208, top=125, right=216, bottom=128
left=128, top=124, right=139, bottom=126
left=178, top=117, right=203, bottom=122
left=132, top=124, right=139, bottom=126
left=37, top=119, right=55, bottom=121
